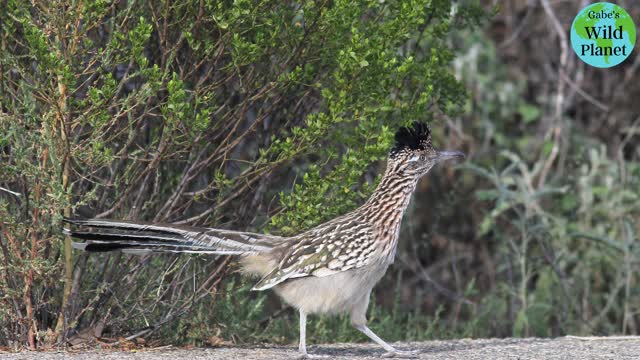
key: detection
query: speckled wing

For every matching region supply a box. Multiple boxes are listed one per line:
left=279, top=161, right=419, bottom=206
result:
left=252, top=219, right=377, bottom=291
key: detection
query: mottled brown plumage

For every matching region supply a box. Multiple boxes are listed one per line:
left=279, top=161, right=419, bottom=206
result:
left=65, top=122, right=464, bottom=358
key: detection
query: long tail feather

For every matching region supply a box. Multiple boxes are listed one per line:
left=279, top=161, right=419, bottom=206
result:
left=64, top=218, right=284, bottom=255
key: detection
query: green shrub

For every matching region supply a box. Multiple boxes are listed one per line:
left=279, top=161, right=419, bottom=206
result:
left=0, top=0, right=482, bottom=348
left=453, top=27, right=640, bottom=337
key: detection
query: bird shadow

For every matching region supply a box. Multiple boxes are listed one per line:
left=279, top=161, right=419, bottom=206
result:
left=300, top=338, right=548, bottom=358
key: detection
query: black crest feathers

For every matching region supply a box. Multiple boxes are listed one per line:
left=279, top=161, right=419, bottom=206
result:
left=390, top=122, right=431, bottom=155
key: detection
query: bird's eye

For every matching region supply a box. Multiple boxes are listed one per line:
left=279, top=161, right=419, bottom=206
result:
left=419, top=155, right=426, bottom=161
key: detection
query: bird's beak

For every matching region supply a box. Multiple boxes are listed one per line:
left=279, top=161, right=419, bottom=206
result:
left=435, top=150, right=465, bottom=162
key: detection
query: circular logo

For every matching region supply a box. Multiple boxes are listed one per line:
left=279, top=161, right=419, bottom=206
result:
left=570, top=2, right=636, bottom=68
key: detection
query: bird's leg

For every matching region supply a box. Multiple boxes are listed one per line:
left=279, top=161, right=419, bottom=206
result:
left=351, top=292, right=418, bottom=358
left=298, top=310, right=307, bottom=356
left=297, top=310, right=328, bottom=359
left=353, top=324, right=418, bottom=358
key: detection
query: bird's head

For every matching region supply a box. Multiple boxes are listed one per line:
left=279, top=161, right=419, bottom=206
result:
left=388, top=122, right=465, bottom=177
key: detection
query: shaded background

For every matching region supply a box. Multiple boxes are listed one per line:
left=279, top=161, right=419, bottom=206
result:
left=1, top=0, right=639, bottom=350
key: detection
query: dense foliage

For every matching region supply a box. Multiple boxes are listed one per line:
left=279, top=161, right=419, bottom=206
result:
left=1, top=0, right=639, bottom=351
left=0, top=0, right=481, bottom=349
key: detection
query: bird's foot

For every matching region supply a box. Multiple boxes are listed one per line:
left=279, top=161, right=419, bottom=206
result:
left=296, top=352, right=330, bottom=359
left=382, top=349, right=419, bottom=358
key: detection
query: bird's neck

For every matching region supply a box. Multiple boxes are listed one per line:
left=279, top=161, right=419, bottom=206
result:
left=361, top=165, right=418, bottom=238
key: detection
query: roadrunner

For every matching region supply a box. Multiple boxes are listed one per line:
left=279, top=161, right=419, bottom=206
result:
left=65, top=122, right=464, bottom=358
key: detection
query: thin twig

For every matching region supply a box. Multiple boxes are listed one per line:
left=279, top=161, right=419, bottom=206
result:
left=537, top=0, right=568, bottom=189
left=559, top=70, right=609, bottom=112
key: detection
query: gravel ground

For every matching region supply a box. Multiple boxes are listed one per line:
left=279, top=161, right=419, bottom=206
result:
left=3, top=337, right=640, bottom=359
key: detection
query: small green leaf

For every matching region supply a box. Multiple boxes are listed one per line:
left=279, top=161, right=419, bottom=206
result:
left=518, top=102, right=541, bottom=123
